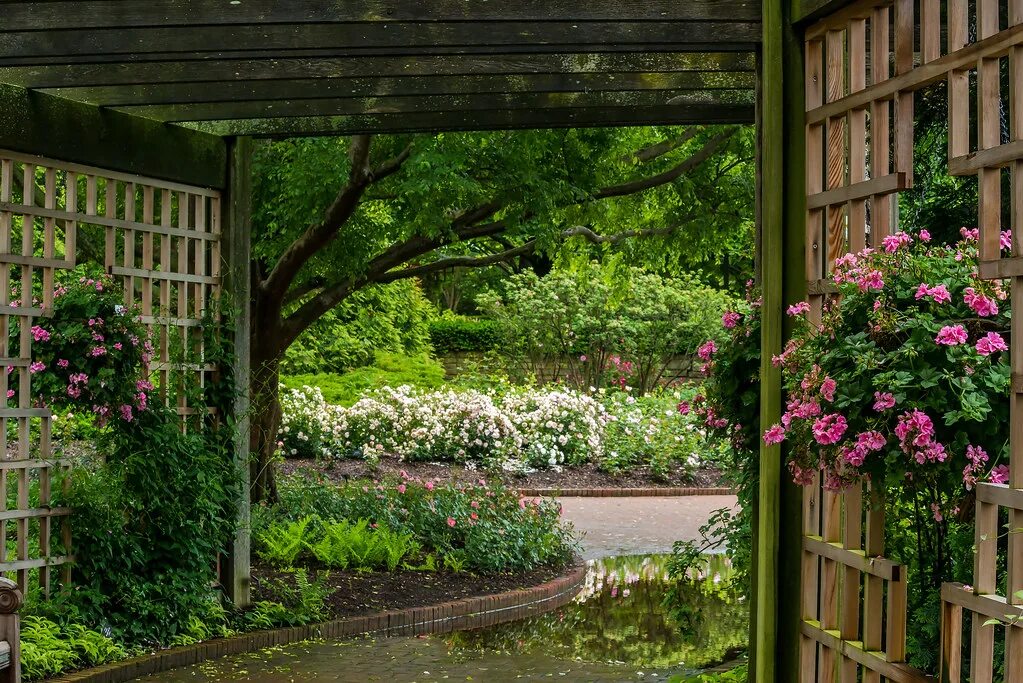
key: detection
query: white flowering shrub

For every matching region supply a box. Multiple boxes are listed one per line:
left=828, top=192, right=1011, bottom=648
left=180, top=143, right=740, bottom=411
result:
left=277, top=383, right=722, bottom=476
left=500, top=388, right=609, bottom=468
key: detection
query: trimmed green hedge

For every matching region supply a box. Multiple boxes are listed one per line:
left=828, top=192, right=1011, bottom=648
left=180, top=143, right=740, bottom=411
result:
left=281, top=352, right=445, bottom=407
left=428, top=318, right=502, bottom=354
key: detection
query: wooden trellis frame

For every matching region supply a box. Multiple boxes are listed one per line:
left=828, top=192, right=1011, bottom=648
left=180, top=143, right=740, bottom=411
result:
left=802, top=0, right=1023, bottom=680
left=0, top=149, right=221, bottom=595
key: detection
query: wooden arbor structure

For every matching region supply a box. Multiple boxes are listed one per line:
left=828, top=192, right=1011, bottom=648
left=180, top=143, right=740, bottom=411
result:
left=5, top=0, right=1023, bottom=681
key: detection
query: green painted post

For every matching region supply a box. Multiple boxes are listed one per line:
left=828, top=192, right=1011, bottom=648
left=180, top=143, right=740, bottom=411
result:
left=222, top=136, right=253, bottom=608
left=755, top=1, right=785, bottom=681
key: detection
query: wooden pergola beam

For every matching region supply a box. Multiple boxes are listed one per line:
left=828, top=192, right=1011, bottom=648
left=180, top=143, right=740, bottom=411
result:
left=120, top=89, right=754, bottom=124
left=0, top=53, right=757, bottom=90
left=187, top=103, right=755, bottom=137
left=0, top=0, right=761, bottom=28
left=0, top=22, right=759, bottom=63
left=39, top=71, right=758, bottom=108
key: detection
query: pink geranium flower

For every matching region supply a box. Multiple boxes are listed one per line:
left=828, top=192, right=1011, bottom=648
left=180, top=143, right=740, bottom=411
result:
left=722, top=311, right=741, bottom=329
left=29, top=326, right=50, bottom=342
left=763, top=424, right=786, bottom=445
left=812, top=414, right=847, bottom=445
left=975, top=332, right=1008, bottom=356
left=963, top=287, right=999, bottom=316
left=787, top=301, right=810, bottom=316
left=820, top=377, right=837, bottom=402
left=935, top=325, right=968, bottom=346
left=697, top=340, right=717, bottom=361
left=990, top=465, right=1010, bottom=484
left=873, top=392, right=896, bottom=411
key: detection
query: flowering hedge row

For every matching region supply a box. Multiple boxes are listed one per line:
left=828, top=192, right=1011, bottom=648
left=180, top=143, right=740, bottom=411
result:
left=278, top=384, right=714, bottom=475
left=751, top=229, right=1011, bottom=514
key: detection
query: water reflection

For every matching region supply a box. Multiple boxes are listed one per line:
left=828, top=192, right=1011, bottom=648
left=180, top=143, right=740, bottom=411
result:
left=446, top=554, right=747, bottom=672
left=140, top=554, right=747, bottom=682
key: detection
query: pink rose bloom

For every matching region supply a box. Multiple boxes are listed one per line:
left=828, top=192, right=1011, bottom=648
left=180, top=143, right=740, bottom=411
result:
left=697, top=340, right=717, bottom=361
left=975, top=332, right=1008, bottom=356
left=763, top=424, right=786, bottom=445
left=935, top=325, right=968, bottom=346
left=873, top=392, right=896, bottom=411
left=787, top=301, right=811, bottom=316
left=447, top=517, right=456, bottom=528
left=722, top=311, right=741, bottom=329
left=820, top=377, right=837, bottom=402
left=812, top=414, right=848, bottom=445
left=919, top=229, right=931, bottom=242
left=4, top=390, right=12, bottom=399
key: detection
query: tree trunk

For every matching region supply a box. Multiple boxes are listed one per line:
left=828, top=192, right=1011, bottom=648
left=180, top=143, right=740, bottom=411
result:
left=249, top=327, right=283, bottom=505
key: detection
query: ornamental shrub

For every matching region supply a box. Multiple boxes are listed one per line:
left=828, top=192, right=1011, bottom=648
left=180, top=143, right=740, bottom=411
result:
left=281, top=351, right=445, bottom=406
left=763, top=228, right=1010, bottom=504
left=477, top=263, right=734, bottom=393
left=19, top=273, right=153, bottom=424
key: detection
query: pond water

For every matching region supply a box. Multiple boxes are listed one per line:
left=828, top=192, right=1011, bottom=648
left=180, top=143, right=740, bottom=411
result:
left=143, top=555, right=747, bottom=683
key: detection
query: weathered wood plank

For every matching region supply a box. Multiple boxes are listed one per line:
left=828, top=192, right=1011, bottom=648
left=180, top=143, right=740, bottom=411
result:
left=0, top=53, right=758, bottom=90
left=120, top=89, right=754, bottom=123
left=0, top=22, right=760, bottom=62
left=187, top=103, right=756, bottom=137
left=0, top=0, right=762, bottom=29
left=41, top=71, right=758, bottom=107
left=0, top=84, right=226, bottom=188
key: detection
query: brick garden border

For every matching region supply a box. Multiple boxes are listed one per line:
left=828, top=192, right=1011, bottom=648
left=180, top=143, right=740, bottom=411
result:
left=516, top=486, right=735, bottom=497
left=46, top=561, right=587, bottom=683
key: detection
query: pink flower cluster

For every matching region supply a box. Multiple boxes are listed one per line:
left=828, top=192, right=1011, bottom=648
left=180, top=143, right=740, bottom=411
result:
left=722, top=311, right=742, bottom=329
left=841, top=430, right=886, bottom=467
left=30, top=325, right=50, bottom=342
left=894, top=409, right=947, bottom=464
left=882, top=232, right=913, bottom=253
left=873, top=391, right=896, bottom=411
left=787, top=301, right=810, bottom=316
left=812, top=413, right=847, bottom=445
left=975, top=332, right=1007, bottom=356
left=963, top=287, right=998, bottom=317
left=935, top=325, right=968, bottom=346
left=697, top=340, right=717, bottom=361
left=914, top=283, right=951, bottom=304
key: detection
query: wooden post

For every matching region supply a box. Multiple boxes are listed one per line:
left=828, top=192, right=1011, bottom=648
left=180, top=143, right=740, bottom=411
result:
left=0, top=577, right=23, bottom=683
left=221, top=136, right=252, bottom=608
left=756, top=0, right=791, bottom=680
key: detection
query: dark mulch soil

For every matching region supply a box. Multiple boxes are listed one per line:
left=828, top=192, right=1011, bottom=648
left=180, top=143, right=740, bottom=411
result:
left=250, top=560, right=577, bottom=620
left=278, top=454, right=725, bottom=490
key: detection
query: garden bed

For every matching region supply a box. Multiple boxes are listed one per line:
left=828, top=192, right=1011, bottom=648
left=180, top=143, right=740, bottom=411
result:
left=278, top=455, right=725, bottom=490
left=250, top=560, right=579, bottom=620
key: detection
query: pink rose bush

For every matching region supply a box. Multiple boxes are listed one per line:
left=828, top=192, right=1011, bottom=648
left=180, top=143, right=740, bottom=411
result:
left=763, top=230, right=1011, bottom=497
left=16, top=272, right=153, bottom=425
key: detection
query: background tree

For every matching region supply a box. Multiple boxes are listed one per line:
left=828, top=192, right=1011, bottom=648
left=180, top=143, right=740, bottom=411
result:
left=249, top=125, right=755, bottom=501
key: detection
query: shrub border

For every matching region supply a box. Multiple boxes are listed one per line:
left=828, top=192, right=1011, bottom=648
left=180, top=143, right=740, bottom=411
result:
left=44, top=560, right=587, bottom=683
left=516, top=486, right=735, bottom=497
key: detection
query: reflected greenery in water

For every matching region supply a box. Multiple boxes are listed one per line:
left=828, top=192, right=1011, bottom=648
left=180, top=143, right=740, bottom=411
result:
left=444, top=554, right=747, bottom=671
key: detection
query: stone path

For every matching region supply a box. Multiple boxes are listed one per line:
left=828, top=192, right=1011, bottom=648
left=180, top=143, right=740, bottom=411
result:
left=556, top=494, right=738, bottom=559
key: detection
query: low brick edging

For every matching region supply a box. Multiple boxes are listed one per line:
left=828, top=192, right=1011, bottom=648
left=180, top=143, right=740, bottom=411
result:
left=45, top=561, right=587, bottom=683
left=516, top=486, right=735, bottom=497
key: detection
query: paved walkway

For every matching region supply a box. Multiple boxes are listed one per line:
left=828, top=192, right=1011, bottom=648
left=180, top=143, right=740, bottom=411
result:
left=557, top=495, right=738, bottom=559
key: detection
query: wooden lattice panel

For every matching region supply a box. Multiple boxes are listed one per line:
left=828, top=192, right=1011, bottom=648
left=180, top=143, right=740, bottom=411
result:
left=0, top=149, right=221, bottom=594
left=803, top=0, right=1023, bottom=680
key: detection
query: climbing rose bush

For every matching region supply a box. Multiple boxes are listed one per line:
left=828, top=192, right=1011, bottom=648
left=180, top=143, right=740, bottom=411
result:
left=763, top=229, right=1011, bottom=504
left=18, top=274, right=153, bottom=424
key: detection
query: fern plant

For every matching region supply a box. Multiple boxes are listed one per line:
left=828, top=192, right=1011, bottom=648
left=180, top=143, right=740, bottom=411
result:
left=256, top=516, right=313, bottom=567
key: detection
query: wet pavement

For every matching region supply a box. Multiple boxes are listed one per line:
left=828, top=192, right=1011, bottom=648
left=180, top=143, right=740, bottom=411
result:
left=557, top=495, right=737, bottom=559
